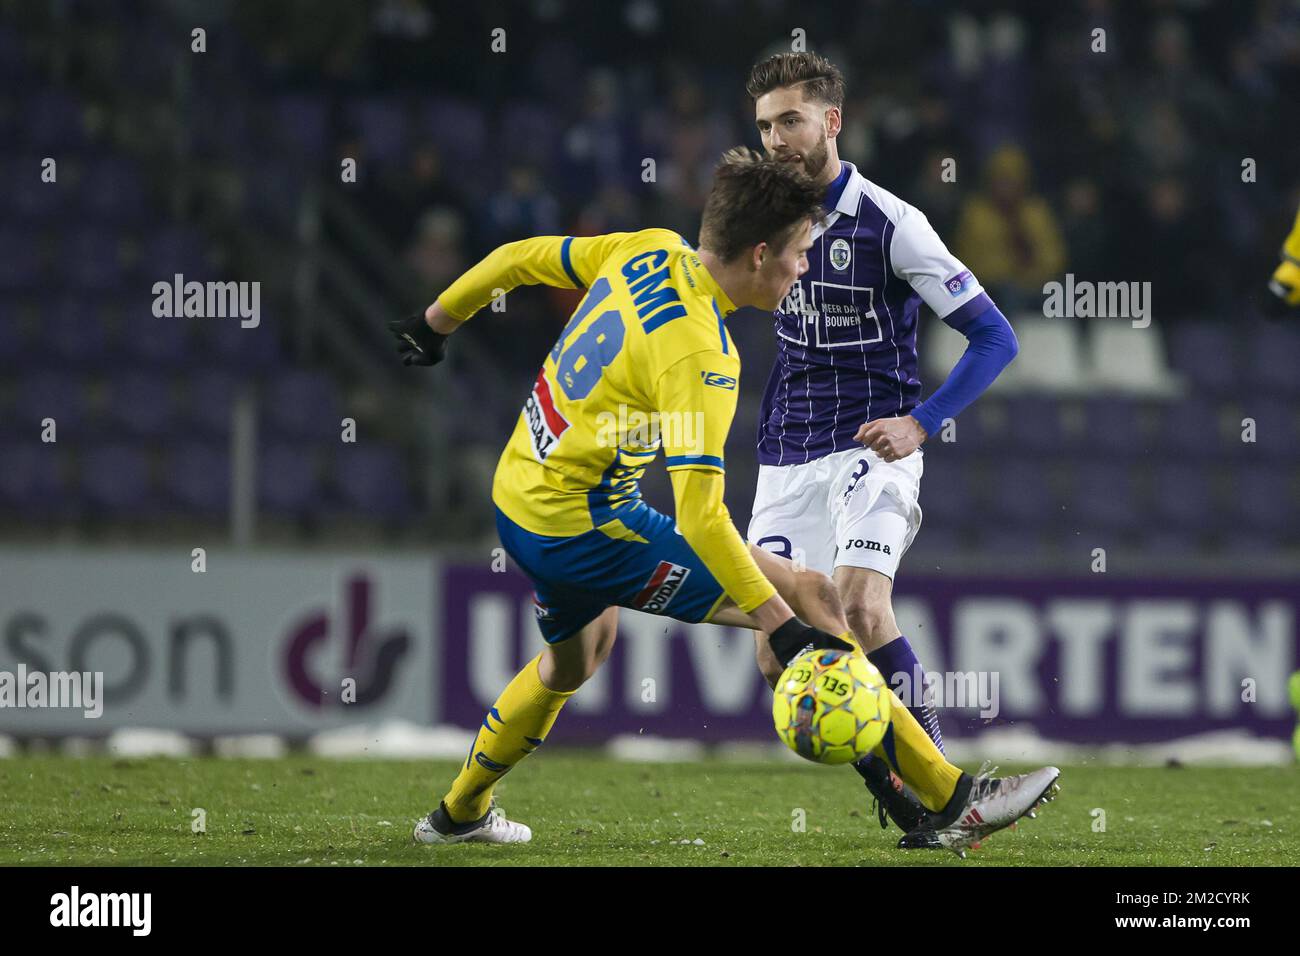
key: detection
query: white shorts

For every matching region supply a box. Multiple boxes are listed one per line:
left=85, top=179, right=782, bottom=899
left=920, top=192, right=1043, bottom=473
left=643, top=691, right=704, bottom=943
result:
left=747, top=445, right=924, bottom=579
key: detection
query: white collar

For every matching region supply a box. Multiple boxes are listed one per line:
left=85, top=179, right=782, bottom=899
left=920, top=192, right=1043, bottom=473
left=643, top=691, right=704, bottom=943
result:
left=833, top=161, right=867, bottom=217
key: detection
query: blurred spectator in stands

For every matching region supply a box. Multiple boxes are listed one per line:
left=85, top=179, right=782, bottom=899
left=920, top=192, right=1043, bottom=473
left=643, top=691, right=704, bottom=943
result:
left=1060, top=176, right=1108, bottom=282
left=482, top=163, right=561, bottom=247
left=376, top=140, right=467, bottom=248
left=645, top=73, right=737, bottom=238
left=954, top=143, right=1067, bottom=311
left=1137, top=17, right=1230, bottom=147
left=406, top=207, right=467, bottom=291
left=371, top=0, right=436, bottom=88
left=1124, top=175, right=1218, bottom=323
left=558, top=69, right=637, bottom=200
left=573, top=183, right=640, bottom=237
left=873, top=82, right=969, bottom=234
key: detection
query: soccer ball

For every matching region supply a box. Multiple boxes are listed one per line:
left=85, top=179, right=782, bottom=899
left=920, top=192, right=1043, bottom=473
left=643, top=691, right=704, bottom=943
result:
left=772, top=648, right=891, bottom=765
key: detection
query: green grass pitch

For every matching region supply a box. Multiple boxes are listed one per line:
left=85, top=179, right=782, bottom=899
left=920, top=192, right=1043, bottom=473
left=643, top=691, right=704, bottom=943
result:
left=2, top=754, right=1295, bottom=866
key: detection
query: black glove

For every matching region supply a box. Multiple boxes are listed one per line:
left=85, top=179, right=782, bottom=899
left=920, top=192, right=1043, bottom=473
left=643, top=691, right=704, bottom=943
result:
left=387, top=313, right=449, bottom=367
left=768, top=618, right=856, bottom=669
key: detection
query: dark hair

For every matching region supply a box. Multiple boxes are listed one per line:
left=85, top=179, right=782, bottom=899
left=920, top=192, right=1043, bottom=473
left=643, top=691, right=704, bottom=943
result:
left=745, top=52, right=845, bottom=109
left=698, top=148, right=824, bottom=262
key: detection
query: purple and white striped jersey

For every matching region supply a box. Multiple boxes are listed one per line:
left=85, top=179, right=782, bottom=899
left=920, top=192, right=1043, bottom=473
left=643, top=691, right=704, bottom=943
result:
left=756, top=162, right=992, bottom=466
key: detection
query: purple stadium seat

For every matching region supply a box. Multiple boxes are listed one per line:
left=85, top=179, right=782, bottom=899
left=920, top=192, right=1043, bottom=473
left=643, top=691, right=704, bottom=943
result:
left=118, top=299, right=195, bottom=367
left=185, top=369, right=239, bottom=437
left=1069, top=461, right=1139, bottom=532
left=80, top=443, right=153, bottom=516
left=348, top=97, right=409, bottom=166
left=1232, top=466, right=1295, bottom=535
left=242, top=159, right=304, bottom=228
left=1003, top=397, right=1066, bottom=455
left=140, top=225, right=211, bottom=277
left=901, top=526, right=965, bottom=567
left=44, top=296, right=109, bottom=369
left=922, top=404, right=990, bottom=458
left=1158, top=397, right=1229, bottom=461
left=424, top=98, right=488, bottom=186
left=164, top=441, right=229, bottom=515
left=1220, top=529, right=1288, bottom=557
left=917, top=462, right=978, bottom=529
left=0, top=442, right=71, bottom=516
left=1236, top=396, right=1299, bottom=462
left=79, top=157, right=148, bottom=224
left=205, top=311, right=281, bottom=371
left=499, top=101, right=558, bottom=164
left=988, top=460, right=1056, bottom=528
left=973, top=525, right=1048, bottom=560
left=1151, top=464, right=1216, bottom=533
left=192, top=98, right=253, bottom=157
left=332, top=445, right=412, bottom=519
left=1247, top=322, right=1300, bottom=396
left=103, top=371, right=176, bottom=438
left=273, top=94, right=329, bottom=155
left=1139, top=529, right=1202, bottom=558
left=0, top=301, right=27, bottom=366
left=65, top=225, right=124, bottom=291
left=261, top=369, right=340, bottom=440
left=258, top=442, right=322, bottom=517
left=13, top=371, right=88, bottom=437
left=1167, top=322, right=1237, bottom=394
left=0, top=26, right=25, bottom=79
left=26, top=89, right=86, bottom=148
left=8, top=156, right=65, bottom=219
left=1081, top=397, right=1149, bottom=457
left=0, top=227, right=41, bottom=290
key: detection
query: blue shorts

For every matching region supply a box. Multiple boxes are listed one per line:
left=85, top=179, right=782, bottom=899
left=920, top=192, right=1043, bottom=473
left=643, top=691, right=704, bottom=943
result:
left=495, top=505, right=728, bottom=644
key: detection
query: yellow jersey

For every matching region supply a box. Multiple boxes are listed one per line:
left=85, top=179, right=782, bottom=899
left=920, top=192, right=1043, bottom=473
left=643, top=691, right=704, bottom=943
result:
left=436, top=228, right=775, bottom=613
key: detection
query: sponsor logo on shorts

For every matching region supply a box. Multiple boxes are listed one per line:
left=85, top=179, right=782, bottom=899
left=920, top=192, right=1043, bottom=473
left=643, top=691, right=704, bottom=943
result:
left=700, top=371, right=737, bottom=390
left=843, top=538, right=891, bottom=555
left=533, top=597, right=554, bottom=622
left=523, top=369, right=570, bottom=461
left=633, top=560, right=691, bottom=614
left=944, top=269, right=975, bottom=297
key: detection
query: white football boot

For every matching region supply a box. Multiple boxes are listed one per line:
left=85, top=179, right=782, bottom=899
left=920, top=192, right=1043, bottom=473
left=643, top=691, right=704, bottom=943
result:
left=898, top=764, right=1061, bottom=857
left=412, top=800, right=532, bottom=845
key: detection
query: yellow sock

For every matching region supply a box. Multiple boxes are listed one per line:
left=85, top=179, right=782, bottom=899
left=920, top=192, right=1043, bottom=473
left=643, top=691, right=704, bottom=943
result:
left=442, top=653, right=574, bottom=823
left=873, top=687, right=964, bottom=812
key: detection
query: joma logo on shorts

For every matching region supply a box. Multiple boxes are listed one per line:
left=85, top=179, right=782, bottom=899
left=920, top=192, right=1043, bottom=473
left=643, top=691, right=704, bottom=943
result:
left=843, top=538, right=891, bottom=555
left=634, top=561, right=691, bottom=613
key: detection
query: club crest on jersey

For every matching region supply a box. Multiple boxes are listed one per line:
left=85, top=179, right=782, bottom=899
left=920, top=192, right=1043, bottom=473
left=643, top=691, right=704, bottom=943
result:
left=633, top=561, right=691, bottom=614
left=523, top=369, right=570, bottom=462
left=829, top=238, right=852, bottom=271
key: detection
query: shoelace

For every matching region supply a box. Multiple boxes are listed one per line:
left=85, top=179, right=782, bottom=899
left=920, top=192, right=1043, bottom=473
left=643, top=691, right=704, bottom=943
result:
left=871, top=796, right=888, bottom=829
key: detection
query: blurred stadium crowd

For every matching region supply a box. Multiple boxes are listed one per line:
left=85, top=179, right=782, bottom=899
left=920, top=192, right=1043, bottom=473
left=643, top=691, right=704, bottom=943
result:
left=2, top=0, right=1299, bottom=569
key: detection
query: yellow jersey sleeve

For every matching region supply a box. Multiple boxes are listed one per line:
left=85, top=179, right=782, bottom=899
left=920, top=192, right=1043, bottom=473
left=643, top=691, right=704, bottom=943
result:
left=436, top=234, right=634, bottom=321
left=1283, top=204, right=1300, bottom=262
left=657, top=351, right=776, bottom=614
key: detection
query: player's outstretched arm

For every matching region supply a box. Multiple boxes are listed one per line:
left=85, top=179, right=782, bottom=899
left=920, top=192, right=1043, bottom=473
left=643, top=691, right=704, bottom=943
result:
left=387, top=233, right=632, bottom=365
left=1268, top=204, right=1300, bottom=309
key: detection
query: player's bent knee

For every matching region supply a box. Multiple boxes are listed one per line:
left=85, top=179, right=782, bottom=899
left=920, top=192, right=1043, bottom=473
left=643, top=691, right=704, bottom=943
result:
left=795, top=568, right=841, bottom=618
left=539, top=646, right=594, bottom=693
left=842, top=595, right=897, bottom=645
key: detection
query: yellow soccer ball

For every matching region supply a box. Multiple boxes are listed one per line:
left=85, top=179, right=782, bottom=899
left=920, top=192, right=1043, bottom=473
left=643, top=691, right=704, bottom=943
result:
left=772, top=648, right=891, bottom=765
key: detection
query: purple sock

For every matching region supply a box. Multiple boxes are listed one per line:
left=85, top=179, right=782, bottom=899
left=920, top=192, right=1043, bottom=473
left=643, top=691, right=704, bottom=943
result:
left=868, top=636, right=945, bottom=755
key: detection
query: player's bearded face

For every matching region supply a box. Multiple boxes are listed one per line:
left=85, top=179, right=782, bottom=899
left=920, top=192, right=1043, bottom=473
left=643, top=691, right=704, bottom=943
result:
left=756, top=90, right=834, bottom=182
left=799, top=129, right=831, bottom=179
